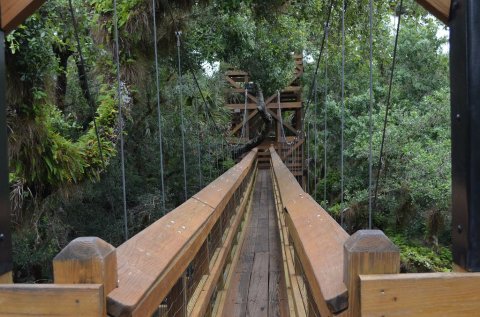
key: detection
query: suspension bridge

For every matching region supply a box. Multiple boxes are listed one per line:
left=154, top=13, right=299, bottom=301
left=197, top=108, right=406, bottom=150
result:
left=1, top=0, right=480, bottom=316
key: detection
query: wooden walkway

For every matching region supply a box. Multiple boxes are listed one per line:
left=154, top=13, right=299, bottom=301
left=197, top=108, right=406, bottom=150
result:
left=222, top=170, right=289, bottom=317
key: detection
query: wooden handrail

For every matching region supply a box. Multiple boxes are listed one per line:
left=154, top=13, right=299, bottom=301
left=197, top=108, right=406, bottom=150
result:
left=107, top=149, right=258, bottom=316
left=270, top=146, right=349, bottom=316
left=415, top=0, right=450, bottom=24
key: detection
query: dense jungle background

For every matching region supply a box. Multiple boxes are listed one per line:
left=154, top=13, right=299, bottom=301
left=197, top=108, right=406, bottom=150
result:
left=5, top=0, right=451, bottom=282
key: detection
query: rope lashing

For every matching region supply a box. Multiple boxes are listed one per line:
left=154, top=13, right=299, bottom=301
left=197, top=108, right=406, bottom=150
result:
left=152, top=0, right=166, bottom=214
left=175, top=30, right=188, bottom=201
left=113, top=0, right=129, bottom=240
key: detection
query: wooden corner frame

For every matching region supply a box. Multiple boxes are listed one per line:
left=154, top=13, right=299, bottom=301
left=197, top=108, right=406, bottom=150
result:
left=1, top=0, right=46, bottom=32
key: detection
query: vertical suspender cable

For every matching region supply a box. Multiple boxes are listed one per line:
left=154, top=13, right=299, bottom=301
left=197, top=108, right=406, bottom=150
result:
left=175, top=31, right=188, bottom=201
left=314, top=79, right=318, bottom=201
left=152, top=0, right=166, bottom=213
left=373, top=0, right=403, bottom=209
left=113, top=0, right=128, bottom=240
left=324, top=25, right=329, bottom=207
left=307, top=108, right=311, bottom=193
left=340, top=0, right=346, bottom=227
left=197, top=121, right=203, bottom=188
left=368, top=0, right=374, bottom=229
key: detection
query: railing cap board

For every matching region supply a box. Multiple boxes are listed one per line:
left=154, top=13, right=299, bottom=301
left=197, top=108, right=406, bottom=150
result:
left=0, top=284, right=105, bottom=316
left=0, top=0, right=46, bottom=32
left=270, top=146, right=349, bottom=315
left=107, top=150, right=257, bottom=317
left=285, top=198, right=349, bottom=313
left=194, top=149, right=257, bottom=209
left=107, top=198, right=214, bottom=317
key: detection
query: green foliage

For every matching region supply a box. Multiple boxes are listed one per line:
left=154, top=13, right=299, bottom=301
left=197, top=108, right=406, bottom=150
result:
left=6, top=0, right=453, bottom=281
left=388, top=232, right=452, bottom=273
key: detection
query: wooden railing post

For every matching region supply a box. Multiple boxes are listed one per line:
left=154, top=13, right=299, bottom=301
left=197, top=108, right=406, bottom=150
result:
left=0, top=271, right=12, bottom=283
left=344, top=230, right=400, bottom=317
left=53, top=237, right=117, bottom=316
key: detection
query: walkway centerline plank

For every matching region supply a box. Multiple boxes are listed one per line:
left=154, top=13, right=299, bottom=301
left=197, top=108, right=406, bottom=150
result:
left=222, top=170, right=289, bottom=317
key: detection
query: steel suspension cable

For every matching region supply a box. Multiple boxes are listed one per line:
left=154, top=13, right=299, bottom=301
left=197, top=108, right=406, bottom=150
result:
left=368, top=0, right=374, bottom=229
left=197, top=101, right=203, bottom=189
left=189, top=70, right=230, bottom=147
left=373, top=0, right=404, bottom=209
left=67, top=0, right=105, bottom=169
left=152, top=0, right=166, bottom=214
left=314, top=79, right=318, bottom=201
left=307, top=109, right=311, bottom=193
left=113, top=0, right=128, bottom=240
left=175, top=31, right=188, bottom=201
left=240, top=89, right=248, bottom=140
left=305, top=0, right=336, bottom=111
left=324, top=25, right=329, bottom=208
left=340, top=0, right=346, bottom=227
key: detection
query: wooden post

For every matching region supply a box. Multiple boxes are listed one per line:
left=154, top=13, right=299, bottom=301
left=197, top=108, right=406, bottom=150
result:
left=53, top=237, right=117, bottom=316
left=343, top=230, right=400, bottom=317
left=0, top=270, right=12, bottom=283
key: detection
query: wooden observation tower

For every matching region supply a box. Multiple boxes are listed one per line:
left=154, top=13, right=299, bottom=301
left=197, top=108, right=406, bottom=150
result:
left=224, top=54, right=305, bottom=187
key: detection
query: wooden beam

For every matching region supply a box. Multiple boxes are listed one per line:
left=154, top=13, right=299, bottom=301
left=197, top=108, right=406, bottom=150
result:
left=270, top=148, right=349, bottom=315
left=267, top=101, right=302, bottom=109
left=224, top=76, right=258, bottom=103
left=230, top=110, right=258, bottom=135
left=107, top=151, right=258, bottom=317
left=227, top=101, right=302, bottom=110
left=281, top=139, right=304, bottom=160
left=361, top=273, right=480, bottom=317
left=267, top=109, right=297, bottom=135
left=0, top=284, right=104, bottom=316
left=415, top=0, right=450, bottom=24
left=226, top=103, right=258, bottom=110
left=0, top=271, right=12, bottom=284
left=344, top=230, right=400, bottom=317
left=0, top=0, right=46, bottom=32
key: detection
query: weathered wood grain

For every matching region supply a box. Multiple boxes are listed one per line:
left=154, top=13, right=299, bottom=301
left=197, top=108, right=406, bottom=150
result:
left=0, top=271, right=12, bottom=284
left=361, top=273, right=480, bottom=317
left=270, top=147, right=349, bottom=316
left=107, top=150, right=257, bottom=317
left=248, top=252, right=269, bottom=317
left=415, top=0, right=450, bottom=23
left=54, top=237, right=118, bottom=296
left=0, top=0, right=46, bottom=32
left=0, top=284, right=104, bottom=316
left=221, top=170, right=288, bottom=317
left=344, top=230, right=400, bottom=317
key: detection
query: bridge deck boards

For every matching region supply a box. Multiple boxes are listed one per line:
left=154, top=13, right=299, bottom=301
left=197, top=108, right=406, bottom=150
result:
left=222, top=170, right=289, bottom=317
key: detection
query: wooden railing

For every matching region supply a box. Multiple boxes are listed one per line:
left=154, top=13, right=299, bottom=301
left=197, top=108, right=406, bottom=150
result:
left=270, top=146, right=400, bottom=317
left=270, top=146, right=480, bottom=317
left=0, top=149, right=258, bottom=317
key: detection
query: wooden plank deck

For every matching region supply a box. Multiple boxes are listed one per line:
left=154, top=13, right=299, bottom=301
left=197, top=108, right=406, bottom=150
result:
left=222, top=170, right=289, bottom=317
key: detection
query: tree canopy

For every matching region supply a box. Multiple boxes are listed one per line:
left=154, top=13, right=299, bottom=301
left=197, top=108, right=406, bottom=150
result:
left=5, top=0, right=452, bottom=281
